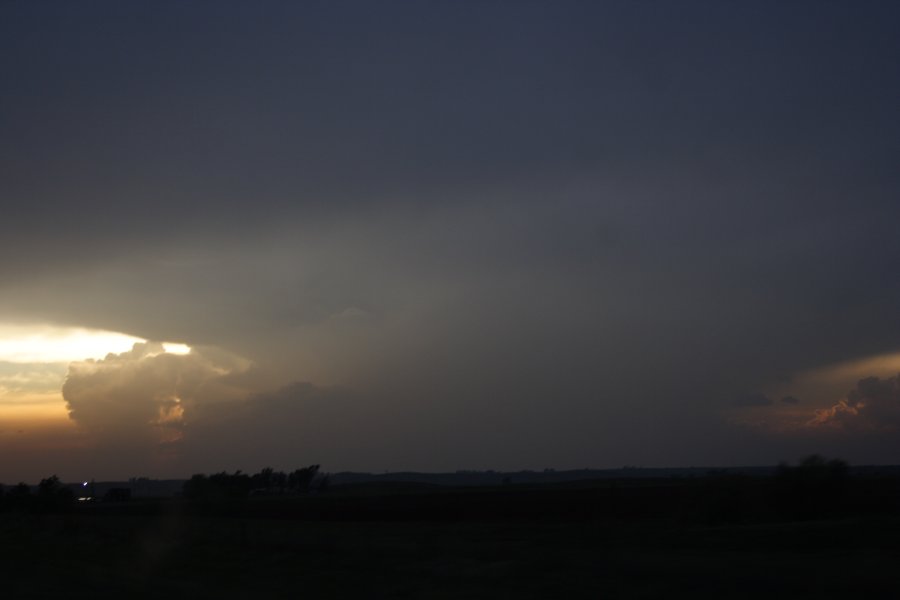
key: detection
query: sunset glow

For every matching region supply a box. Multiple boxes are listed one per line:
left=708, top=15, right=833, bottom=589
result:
left=0, top=325, right=193, bottom=426
left=0, top=324, right=141, bottom=363
left=0, top=324, right=190, bottom=363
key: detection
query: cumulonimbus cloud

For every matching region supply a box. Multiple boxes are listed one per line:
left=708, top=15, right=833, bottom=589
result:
left=59, top=341, right=358, bottom=473
left=810, top=374, right=900, bottom=431
left=62, top=342, right=252, bottom=446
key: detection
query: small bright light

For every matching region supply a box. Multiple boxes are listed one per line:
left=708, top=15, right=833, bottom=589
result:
left=82, top=482, right=88, bottom=487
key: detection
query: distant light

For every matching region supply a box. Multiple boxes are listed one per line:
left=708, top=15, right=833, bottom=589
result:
left=82, top=481, right=88, bottom=487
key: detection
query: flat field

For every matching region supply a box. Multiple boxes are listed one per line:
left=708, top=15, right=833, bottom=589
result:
left=3, top=481, right=899, bottom=598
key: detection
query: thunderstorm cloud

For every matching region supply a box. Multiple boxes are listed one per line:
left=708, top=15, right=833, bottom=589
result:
left=63, top=343, right=251, bottom=445
left=812, top=375, right=900, bottom=432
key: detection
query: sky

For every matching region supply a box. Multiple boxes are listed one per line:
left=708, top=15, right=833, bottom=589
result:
left=1, top=1, right=899, bottom=482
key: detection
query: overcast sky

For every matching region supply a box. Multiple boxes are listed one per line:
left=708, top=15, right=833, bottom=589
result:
left=1, top=1, right=899, bottom=482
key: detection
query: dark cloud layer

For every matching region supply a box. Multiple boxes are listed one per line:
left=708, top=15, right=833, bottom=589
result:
left=2, top=1, right=900, bottom=477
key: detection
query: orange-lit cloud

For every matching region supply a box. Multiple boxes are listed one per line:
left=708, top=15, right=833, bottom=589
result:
left=62, top=341, right=252, bottom=448
left=727, top=352, right=900, bottom=435
left=809, top=374, right=900, bottom=431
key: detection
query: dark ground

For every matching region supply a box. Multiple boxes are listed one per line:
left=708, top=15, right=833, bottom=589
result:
left=3, top=477, right=900, bottom=599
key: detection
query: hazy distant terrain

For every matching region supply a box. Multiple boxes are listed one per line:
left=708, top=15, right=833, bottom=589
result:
left=25, top=464, right=900, bottom=498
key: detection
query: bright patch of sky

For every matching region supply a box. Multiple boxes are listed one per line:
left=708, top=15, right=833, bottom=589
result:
left=0, top=324, right=189, bottom=363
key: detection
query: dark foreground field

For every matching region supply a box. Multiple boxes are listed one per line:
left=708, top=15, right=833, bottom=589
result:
left=3, top=477, right=900, bottom=599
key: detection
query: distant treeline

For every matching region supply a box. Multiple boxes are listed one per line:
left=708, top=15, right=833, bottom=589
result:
left=162, top=455, right=900, bottom=524
left=182, top=465, right=326, bottom=500
left=6, top=456, right=900, bottom=524
left=0, top=465, right=327, bottom=511
left=0, top=475, right=75, bottom=512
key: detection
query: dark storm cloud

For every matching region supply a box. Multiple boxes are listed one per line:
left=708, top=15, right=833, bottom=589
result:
left=1, top=1, right=900, bottom=474
left=780, top=396, right=800, bottom=405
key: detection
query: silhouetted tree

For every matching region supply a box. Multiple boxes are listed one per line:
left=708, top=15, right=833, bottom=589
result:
left=183, top=474, right=211, bottom=500
left=253, top=467, right=275, bottom=491
left=210, top=471, right=252, bottom=498
left=775, top=455, right=849, bottom=520
left=289, top=465, right=320, bottom=493
left=35, top=475, right=74, bottom=511
left=184, top=471, right=253, bottom=500
left=3, top=482, right=31, bottom=510
left=183, top=465, right=323, bottom=500
left=11, top=482, right=30, bottom=496
left=273, top=470, right=288, bottom=494
left=38, top=475, right=61, bottom=496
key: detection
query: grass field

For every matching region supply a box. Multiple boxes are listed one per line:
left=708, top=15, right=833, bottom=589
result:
left=3, top=480, right=900, bottom=598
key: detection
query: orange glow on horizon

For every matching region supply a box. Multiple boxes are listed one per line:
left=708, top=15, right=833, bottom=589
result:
left=0, top=391, right=70, bottom=422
